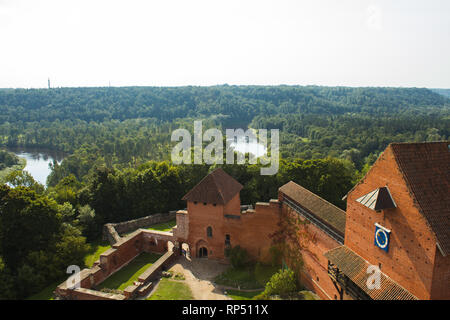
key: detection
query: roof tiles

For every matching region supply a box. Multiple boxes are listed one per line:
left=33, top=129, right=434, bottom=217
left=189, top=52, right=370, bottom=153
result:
left=390, top=142, right=450, bottom=256
left=182, top=168, right=243, bottom=205
left=279, top=181, right=346, bottom=235
left=324, top=246, right=418, bottom=300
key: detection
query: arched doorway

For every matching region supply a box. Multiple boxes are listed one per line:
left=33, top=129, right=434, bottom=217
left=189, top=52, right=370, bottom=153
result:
left=195, top=239, right=208, bottom=258
left=198, top=247, right=208, bottom=258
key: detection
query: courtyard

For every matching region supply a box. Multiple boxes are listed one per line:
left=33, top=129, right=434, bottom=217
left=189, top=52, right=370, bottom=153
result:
left=140, top=255, right=283, bottom=300
left=97, top=252, right=162, bottom=291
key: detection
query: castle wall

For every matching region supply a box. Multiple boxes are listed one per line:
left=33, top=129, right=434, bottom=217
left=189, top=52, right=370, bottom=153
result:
left=103, top=211, right=177, bottom=243
left=430, top=248, right=450, bottom=299
left=186, top=193, right=280, bottom=262
left=346, top=146, right=440, bottom=300
left=186, top=198, right=226, bottom=260
left=279, top=202, right=345, bottom=300
left=173, top=210, right=189, bottom=241
left=223, top=200, right=281, bottom=263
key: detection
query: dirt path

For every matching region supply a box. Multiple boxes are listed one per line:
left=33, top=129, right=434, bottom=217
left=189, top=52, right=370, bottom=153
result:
left=167, top=256, right=232, bottom=300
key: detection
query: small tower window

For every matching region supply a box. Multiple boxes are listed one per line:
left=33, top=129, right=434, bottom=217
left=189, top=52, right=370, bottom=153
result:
left=207, top=226, right=213, bottom=238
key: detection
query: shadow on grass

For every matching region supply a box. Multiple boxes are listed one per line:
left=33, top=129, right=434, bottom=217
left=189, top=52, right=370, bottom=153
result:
left=214, top=263, right=279, bottom=290
left=97, top=252, right=162, bottom=291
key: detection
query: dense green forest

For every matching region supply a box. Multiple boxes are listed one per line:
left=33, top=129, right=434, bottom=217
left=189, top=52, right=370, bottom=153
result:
left=1, top=86, right=448, bottom=186
left=0, top=85, right=449, bottom=299
left=432, top=88, right=450, bottom=98
left=0, top=150, right=20, bottom=171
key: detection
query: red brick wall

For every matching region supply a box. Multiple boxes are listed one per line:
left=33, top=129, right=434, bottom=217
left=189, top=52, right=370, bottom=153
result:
left=68, top=288, right=125, bottom=300
left=346, top=146, right=439, bottom=300
left=223, top=200, right=281, bottom=263
left=141, top=231, right=174, bottom=254
left=280, top=203, right=344, bottom=300
left=430, top=250, right=450, bottom=299
left=186, top=194, right=281, bottom=262
left=56, top=229, right=174, bottom=299
left=187, top=195, right=228, bottom=259
left=99, top=232, right=143, bottom=278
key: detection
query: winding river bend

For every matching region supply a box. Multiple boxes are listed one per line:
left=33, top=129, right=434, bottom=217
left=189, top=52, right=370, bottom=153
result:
left=5, top=138, right=264, bottom=186
left=7, top=147, right=65, bottom=185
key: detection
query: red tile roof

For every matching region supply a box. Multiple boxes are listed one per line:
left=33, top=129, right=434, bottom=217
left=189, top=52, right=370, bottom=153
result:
left=324, top=245, right=418, bottom=300
left=279, top=181, right=346, bottom=236
left=390, top=141, right=450, bottom=256
left=182, top=168, right=243, bottom=205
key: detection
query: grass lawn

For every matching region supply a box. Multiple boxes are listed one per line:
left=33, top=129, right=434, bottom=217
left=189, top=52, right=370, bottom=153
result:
left=147, top=278, right=193, bottom=300
left=147, top=220, right=176, bottom=232
left=98, top=252, right=162, bottom=291
left=26, top=280, right=61, bottom=300
left=214, top=264, right=279, bottom=290
left=227, top=289, right=263, bottom=300
left=84, top=240, right=112, bottom=268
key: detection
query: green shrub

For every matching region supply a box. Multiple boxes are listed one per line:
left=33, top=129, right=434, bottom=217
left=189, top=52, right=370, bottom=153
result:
left=258, top=268, right=298, bottom=299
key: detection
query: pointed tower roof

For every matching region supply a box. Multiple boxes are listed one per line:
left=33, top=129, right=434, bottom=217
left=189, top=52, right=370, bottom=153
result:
left=355, top=186, right=396, bottom=211
left=182, top=168, right=243, bottom=205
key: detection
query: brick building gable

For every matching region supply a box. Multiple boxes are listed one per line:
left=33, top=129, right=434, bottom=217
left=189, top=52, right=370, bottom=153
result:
left=390, top=142, right=450, bottom=256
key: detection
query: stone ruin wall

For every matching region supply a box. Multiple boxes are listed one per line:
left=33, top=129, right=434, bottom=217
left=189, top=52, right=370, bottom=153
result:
left=103, top=211, right=177, bottom=244
left=55, top=229, right=178, bottom=300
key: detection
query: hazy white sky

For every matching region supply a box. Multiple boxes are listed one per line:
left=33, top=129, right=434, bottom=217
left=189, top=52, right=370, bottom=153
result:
left=0, top=0, right=449, bottom=88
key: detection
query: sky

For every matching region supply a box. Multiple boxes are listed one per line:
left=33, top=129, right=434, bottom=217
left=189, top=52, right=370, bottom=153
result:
left=0, top=0, right=449, bottom=88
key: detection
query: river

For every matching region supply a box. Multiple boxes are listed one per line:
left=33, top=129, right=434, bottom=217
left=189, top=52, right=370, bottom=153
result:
left=7, top=147, right=66, bottom=186
left=227, top=136, right=267, bottom=158
left=6, top=139, right=263, bottom=186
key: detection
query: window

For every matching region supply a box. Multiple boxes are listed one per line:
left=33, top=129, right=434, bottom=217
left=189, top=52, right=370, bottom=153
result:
left=207, top=226, right=213, bottom=237
left=225, top=234, right=231, bottom=246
